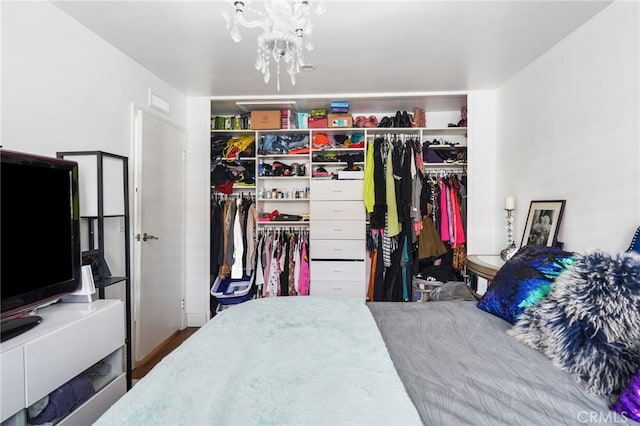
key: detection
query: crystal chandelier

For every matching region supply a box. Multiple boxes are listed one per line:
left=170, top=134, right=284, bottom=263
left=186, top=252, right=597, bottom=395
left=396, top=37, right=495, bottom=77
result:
left=223, top=0, right=326, bottom=91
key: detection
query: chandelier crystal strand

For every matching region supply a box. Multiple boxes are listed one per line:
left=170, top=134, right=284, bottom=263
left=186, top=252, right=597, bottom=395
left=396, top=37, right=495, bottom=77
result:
left=223, top=0, right=326, bottom=91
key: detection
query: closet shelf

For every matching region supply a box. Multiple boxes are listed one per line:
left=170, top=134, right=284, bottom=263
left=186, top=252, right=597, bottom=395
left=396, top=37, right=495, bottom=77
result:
left=257, top=198, right=309, bottom=202
left=211, top=129, right=255, bottom=134
left=311, top=148, right=365, bottom=152
left=211, top=127, right=467, bottom=134
left=428, top=145, right=468, bottom=149
left=258, top=221, right=310, bottom=226
left=424, top=162, right=467, bottom=167
left=209, top=185, right=256, bottom=190
left=258, top=176, right=308, bottom=179
left=311, top=161, right=365, bottom=166
left=257, top=154, right=310, bottom=158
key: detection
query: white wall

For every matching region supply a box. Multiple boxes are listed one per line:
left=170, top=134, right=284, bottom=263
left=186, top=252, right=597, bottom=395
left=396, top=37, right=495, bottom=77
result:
left=467, top=91, right=498, bottom=254
left=496, top=1, right=639, bottom=252
left=1, top=2, right=187, bottom=157
left=1, top=2, right=188, bottom=311
left=184, top=97, right=211, bottom=326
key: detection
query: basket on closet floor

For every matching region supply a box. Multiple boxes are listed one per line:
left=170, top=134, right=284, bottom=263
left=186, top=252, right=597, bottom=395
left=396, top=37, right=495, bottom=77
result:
left=210, top=272, right=255, bottom=307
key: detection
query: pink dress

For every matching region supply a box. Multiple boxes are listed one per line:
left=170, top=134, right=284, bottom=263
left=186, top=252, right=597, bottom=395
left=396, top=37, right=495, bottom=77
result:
left=298, top=241, right=310, bottom=296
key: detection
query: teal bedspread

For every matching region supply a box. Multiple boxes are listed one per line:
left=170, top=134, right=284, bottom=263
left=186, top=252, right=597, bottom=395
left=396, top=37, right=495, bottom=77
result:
left=95, top=297, right=421, bottom=426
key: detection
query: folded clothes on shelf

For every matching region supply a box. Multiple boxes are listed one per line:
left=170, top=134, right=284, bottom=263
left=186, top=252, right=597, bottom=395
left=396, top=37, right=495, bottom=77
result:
left=259, top=134, right=309, bottom=155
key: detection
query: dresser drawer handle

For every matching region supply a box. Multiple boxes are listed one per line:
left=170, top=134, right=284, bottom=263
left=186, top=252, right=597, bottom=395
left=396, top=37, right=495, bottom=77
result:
left=331, top=209, right=343, bottom=213
left=332, top=270, right=343, bottom=273
left=332, top=248, right=342, bottom=251
left=333, top=228, right=342, bottom=232
left=331, top=189, right=343, bottom=192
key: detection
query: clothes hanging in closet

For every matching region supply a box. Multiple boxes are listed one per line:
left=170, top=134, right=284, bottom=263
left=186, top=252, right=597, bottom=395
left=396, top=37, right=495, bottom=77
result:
left=210, top=194, right=257, bottom=316
left=255, top=229, right=310, bottom=297
left=364, top=136, right=467, bottom=302
left=210, top=194, right=257, bottom=280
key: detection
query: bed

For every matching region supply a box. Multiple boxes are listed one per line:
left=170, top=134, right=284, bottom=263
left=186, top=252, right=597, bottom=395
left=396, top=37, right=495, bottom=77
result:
left=94, top=295, right=635, bottom=426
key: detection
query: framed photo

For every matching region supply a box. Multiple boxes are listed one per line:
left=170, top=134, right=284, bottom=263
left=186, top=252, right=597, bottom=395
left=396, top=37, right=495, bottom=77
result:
left=521, top=200, right=566, bottom=247
left=81, top=250, right=111, bottom=284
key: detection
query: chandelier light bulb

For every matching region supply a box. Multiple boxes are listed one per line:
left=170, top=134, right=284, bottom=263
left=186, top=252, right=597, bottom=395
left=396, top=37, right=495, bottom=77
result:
left=314, top=1, right=327, bottom=15
left=230, top=24, right=242, bottom=43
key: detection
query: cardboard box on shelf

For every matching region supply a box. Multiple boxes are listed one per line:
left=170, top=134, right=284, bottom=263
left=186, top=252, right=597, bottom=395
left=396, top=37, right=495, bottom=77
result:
left=251, top=110, right=281, bottom=130
left=328, top=113, right=353, bottom=128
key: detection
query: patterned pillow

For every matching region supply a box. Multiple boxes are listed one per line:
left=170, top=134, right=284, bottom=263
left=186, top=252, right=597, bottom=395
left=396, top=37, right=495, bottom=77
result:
left=508, top=251, right=640, bottom=397
left=610, top=366, right=640, bottom=423
left=476, top=245, right=575, bottom=324
left=628, top=226, right=640, bottom=254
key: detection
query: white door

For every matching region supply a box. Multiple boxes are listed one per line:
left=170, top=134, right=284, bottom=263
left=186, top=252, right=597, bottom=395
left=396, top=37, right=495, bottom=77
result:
left=132, top=108, right=186, bottom=363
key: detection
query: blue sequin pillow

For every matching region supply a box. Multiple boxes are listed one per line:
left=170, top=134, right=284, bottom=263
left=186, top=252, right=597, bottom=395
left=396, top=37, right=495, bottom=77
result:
left=627, top=226, right=640, bottom=254
left=477, top=245, right=575, bottom=324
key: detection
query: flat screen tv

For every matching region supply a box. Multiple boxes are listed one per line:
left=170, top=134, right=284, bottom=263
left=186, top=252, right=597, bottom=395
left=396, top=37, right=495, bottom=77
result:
left=1, top=149, right=81, bottom=342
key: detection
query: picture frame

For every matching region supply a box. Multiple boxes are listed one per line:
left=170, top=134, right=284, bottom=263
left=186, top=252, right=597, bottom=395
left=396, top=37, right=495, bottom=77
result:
left=521, top=200, right=566, bottom=247
left=81, top=249, right=112, bottom=284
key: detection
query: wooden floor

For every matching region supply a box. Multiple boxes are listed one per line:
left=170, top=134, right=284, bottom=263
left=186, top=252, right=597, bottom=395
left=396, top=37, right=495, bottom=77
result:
left=132, top=327, right=199, bottom=380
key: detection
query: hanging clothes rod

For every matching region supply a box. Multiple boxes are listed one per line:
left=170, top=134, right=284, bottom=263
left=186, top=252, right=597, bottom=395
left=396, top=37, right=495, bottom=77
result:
left=425, top=167, right=467, bottom=177
left=366, top=132, right=420, bottom=142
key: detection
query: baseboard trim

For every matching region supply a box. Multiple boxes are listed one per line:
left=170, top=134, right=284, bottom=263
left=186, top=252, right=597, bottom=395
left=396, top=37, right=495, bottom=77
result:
left=186, top=312, right=207, bottom=327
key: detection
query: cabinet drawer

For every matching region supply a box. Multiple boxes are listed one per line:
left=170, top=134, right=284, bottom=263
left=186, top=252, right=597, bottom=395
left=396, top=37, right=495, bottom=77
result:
left=24, top=301, right=125, bottom=405
left=1, top=346, right=25, bottom=422
left=310, top=220, right=365, bottom=240
left=311, top=180, right=363, bottom=200
left=311, top=280, right=366, bottom=298
left=310, top=200, right=365, bottom=220
left=58, top=373, right=126, bottom=426
left=310, top=260, right=365, bottom=281
left=310, top=239, right=366, bottom=260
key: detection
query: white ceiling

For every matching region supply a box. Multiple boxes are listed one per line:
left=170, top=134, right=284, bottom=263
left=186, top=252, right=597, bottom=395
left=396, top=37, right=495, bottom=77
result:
left=53, top=0, right=611, bottom=102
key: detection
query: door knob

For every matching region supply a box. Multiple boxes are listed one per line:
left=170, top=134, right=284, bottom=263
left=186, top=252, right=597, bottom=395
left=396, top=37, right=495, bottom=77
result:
left=136, top=233, right=159, bottom=241
left=143, top=233, right=159, bottom=241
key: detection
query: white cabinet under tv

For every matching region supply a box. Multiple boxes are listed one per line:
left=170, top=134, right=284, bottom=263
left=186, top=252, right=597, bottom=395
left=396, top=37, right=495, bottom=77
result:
left=0, top=299, right=125, bottom=425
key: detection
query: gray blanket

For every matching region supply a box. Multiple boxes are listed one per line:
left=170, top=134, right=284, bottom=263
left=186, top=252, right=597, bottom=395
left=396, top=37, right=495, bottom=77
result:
left=368, top=300, right=631, bottom=425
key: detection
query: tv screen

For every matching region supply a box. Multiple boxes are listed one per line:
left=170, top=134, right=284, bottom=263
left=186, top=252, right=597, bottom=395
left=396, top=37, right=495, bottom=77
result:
left=1, top=150, right=81, bottom=325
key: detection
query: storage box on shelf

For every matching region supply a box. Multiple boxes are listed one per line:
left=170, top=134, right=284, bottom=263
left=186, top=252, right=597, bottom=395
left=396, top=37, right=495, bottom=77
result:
left=250, top=110, right=281, bottom=130
left=327, top=113, right=353, bottom=128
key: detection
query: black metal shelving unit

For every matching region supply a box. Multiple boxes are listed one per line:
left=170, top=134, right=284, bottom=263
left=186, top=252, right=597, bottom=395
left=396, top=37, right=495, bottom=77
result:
left=57, top=150, right=132, bottom=390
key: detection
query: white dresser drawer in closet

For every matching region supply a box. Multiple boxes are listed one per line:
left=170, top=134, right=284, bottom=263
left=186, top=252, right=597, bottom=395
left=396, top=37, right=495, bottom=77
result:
left=310, top=280, right=366, bottom=298
left=310, top=239, right=366, bottom=260
left=310, top=260, right=365, bottom=281
left=311, top=180, right=363, bottom=201
left=310, top=200, right=365, bottom=221
left=310, top=220, right=365, bottom=240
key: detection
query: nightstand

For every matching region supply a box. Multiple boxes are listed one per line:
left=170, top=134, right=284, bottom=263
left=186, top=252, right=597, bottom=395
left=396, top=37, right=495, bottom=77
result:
left=466, top=255, right=505, bottom=293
